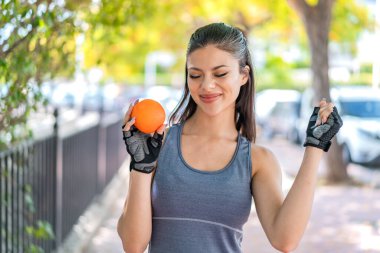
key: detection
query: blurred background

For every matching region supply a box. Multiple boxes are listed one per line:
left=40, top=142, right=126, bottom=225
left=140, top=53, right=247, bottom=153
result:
left=1, top=0, right=380, bottom=252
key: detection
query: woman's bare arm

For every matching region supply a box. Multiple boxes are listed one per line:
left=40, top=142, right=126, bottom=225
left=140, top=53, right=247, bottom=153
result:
left=117, top=170, right=155, bottom=253
left=252, top=99, right=341, bottom=252
left=251, top=145, right=322, bottom=253
left=117, top=102, right=167, bottom=253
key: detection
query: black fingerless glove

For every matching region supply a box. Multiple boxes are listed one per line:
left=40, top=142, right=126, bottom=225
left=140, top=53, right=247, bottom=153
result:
left=122, top=125, right=163, bottom=173
left=303, top=107, right=343, bottom=152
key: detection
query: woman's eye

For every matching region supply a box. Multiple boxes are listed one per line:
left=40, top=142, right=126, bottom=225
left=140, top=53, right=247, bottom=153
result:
left=215, top=72, right=227, bottom=77
left=189, top=75, right=200, bottom=79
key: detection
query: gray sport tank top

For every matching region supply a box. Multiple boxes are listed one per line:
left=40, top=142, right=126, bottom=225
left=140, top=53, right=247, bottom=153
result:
left=149, top=123, right=252, bottom=253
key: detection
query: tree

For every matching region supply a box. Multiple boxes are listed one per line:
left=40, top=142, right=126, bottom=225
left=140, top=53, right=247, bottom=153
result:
left=81, top=0, right=293, bottom=82
left=287, top=0, right=370, bottom=182
left=0, top=0, right=151, bottom=149
left=81, top=0, right=369, bottom=83
left=0, top=0, right=83, bottom=149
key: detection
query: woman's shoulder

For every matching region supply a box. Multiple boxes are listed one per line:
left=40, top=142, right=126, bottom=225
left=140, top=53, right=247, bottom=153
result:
left=250, top=142, right=281, bottom=178
left=164, top=122, right=181, bottom=135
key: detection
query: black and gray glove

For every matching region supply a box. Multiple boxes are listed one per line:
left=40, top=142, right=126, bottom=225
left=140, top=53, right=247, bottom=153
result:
left=122, top=125, right=163, bottom=173
left=303, top=107, right=343, bottom=152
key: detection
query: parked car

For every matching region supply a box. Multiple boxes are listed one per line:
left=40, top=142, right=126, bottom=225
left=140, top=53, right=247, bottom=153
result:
left=296, top=86, right=380, bottom=167
left=256, top=89, right=301, bottom=140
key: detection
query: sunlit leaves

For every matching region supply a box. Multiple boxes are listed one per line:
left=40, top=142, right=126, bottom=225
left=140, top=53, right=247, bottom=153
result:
left=305, top=0, right=319, bottom=6
left=0, top=1, right=79, bottom=148
left=331, top=0, right=372, bottom=47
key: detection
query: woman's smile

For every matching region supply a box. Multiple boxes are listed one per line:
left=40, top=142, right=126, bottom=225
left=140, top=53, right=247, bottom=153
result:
left=199, top=93, right=222, bottom=103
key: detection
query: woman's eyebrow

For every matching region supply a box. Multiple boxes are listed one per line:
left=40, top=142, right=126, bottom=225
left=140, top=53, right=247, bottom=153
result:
left=188, top=65, right=229, bottom=71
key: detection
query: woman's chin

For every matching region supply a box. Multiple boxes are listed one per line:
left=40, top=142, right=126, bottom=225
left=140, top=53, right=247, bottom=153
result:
left=198, top=107, right=226, bottom=118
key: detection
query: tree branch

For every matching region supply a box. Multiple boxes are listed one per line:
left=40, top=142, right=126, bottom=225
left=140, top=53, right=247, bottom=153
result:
left=0, top=111, right=27, bottom=132
left=0, top=0, right=52, bottom=59
left=0, top=19, right=38, bottom=59
left=317, top=0, right=336, bottom=11
left=316, top=0, right=336, bottom=25
left=236, top=11, right=272, bottom=32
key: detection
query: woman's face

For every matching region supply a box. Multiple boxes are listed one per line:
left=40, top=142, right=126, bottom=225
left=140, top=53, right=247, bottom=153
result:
left=187, top=44, right=249, bottom=117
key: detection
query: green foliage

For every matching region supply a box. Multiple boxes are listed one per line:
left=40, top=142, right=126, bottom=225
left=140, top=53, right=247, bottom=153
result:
left=291, top=60, right=310, bottom=69
left=255, top=52, right=301, bottom=91
left=26, top=220, right=55, bottom=240
left=340, top=72, right=373, bottom=86
left=331, top=0, right=372, bottom=54
left=264, top=54, right=293, bottom=81
left=305, top=0, right=319, bottom=6
left=360, top=63, right=373, bottom=74
left=0, top=1, right=81, bottom=149
left=24, top=220, right=55, bottom=253
left=24, top=184, right=35, bottom=213
left=82, top=0, right=159, bottom=80
left=80, top=0, right=371, bottom=88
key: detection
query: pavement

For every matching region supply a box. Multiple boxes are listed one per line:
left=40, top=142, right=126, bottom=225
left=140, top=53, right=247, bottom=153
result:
left=76, top=137, right=380, bottom=253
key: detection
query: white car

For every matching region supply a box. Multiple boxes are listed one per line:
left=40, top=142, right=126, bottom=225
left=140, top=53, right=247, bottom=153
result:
left=297, top=86, right=380, bottom=167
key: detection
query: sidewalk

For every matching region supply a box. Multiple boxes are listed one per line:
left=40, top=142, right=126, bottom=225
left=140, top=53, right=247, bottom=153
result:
left=80, top=138, right=380, bottom=253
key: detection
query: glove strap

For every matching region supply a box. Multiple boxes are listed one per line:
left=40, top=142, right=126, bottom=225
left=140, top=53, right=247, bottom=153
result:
left=303, top=139, right=331, bottom=152
left=130, top=161, right=156, bottom=174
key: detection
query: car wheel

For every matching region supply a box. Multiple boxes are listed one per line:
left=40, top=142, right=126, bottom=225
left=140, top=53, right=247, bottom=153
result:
left=342, top=144, right=351, bottom=165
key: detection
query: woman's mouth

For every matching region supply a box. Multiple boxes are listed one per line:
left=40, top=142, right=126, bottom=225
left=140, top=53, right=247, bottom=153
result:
left=199, top=94, right=222, bottom=103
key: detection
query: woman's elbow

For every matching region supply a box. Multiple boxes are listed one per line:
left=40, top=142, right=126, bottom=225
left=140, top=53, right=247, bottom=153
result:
left=118, top=234, right=148, bottom=253
left=270, top=238, right=299, bottom=253
left=121, top=243, right=147, bottom=253
left=117, top=219, right=149, bottom=253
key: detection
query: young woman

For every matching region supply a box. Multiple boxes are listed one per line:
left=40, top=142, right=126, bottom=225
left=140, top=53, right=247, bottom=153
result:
left=117, top=23, right=343, bottom=253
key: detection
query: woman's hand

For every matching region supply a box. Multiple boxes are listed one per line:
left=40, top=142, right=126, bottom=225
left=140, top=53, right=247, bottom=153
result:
left=303, top=98, right=343, bottom=152
left=122, top=101, right=166, bottom=173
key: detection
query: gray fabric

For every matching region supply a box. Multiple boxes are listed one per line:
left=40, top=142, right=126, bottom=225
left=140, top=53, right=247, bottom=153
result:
left=125, top=130, right=150, bottom=162
left=311, top=117, right=333, bottom=139
left=149, top=123, right=252, bottom=253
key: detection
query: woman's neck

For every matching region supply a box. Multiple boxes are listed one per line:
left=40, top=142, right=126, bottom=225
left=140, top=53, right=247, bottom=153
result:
left=183, top=108, right=238, bottom=139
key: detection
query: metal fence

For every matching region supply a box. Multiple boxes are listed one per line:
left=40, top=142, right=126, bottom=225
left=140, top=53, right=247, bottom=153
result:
left=0, top=111, right=127, bottom=253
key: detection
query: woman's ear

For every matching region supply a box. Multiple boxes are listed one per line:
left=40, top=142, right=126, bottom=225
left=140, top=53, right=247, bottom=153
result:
left=240, top=65, right=250, bottom=86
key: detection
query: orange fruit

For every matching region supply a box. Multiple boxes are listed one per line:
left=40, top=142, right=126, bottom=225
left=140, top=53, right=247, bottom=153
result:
left=131, top=99, right=166, bottom=134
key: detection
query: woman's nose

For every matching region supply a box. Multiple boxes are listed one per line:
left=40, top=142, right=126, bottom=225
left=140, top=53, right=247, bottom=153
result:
left=201, top=75, right=216, bottom=90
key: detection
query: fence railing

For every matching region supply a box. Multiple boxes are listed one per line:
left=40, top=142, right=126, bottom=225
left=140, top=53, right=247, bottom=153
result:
left=0, top=110, right=127, bottom=253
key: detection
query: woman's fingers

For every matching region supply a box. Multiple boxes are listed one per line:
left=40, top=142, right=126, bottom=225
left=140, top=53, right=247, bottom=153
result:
left=123, top=99, right=140, bottom=127
left=318, top=98, right=335, bottom=124
left=123, top=104, right=134, bottom=126
left=123, top=117, right=135, bottom=131
left=315, top=98, right=327, bottom=125
left=319, top=98, right=327, bottom=107
left=156, top=124, right=166, bottom=135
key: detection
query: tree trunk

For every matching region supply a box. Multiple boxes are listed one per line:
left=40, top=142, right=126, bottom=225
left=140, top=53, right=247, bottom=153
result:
left=288, top=0, right=349, bottom=182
